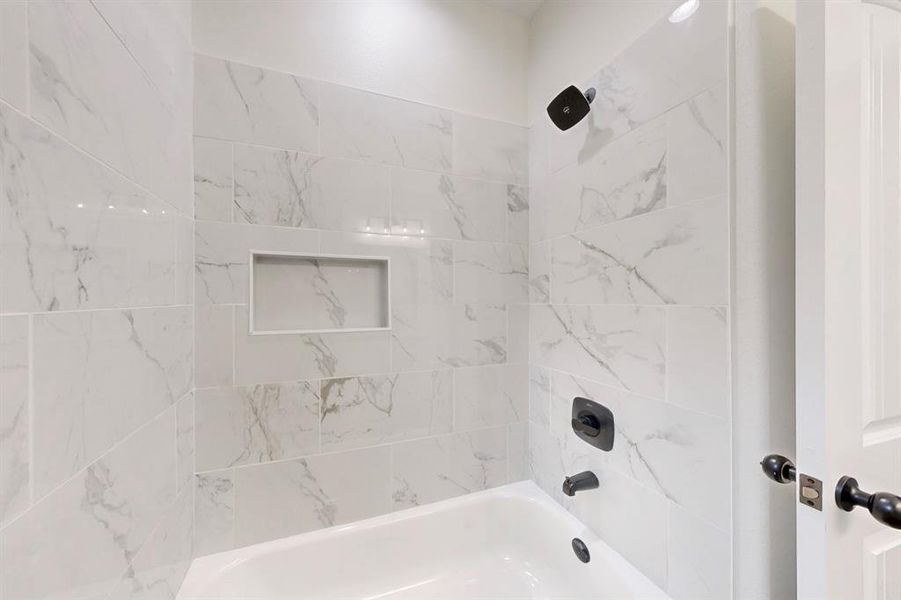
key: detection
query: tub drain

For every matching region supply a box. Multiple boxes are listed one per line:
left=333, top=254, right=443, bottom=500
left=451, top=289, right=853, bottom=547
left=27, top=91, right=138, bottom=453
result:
left=571, top=537, right=590, bottom=563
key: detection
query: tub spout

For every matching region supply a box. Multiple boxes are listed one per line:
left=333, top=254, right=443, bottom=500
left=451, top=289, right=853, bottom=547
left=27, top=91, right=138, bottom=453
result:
left=562, top=471, right=599, bottom=496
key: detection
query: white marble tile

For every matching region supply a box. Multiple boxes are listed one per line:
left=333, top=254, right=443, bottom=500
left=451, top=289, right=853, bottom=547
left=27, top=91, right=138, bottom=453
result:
left=507, top=303, right=529, bottom=365
left=320, top=83, right=452, bottom=172
left=506, top=185, right=529, bottom=244
left=667, top=306, right=729, bottom=418
left=321, top=370, right=452, bottom=451
left=453, top=114, right=528, bottom=185
left=319, top=231, right=453, bottom=307
left=194, top=221, right=319, bottom=305
left=551, top=198, right=728, bottom=306
left=194, top=137, right=233, bottom=222
left=529, top=241, right=551, bottom=304
left=234, top=144, right=390, bottom=232
left=547, top=0, right=727, bottom=173
left=234, top=306, right=391, bottom=384
left=390, top=304, right=447, bottom=372
left=506, top=421, right=529, bottom=483
left=252, top=254, right=389, bottom=332
left=195, top=382, right=320, bottom=471
left=435, top=304, right=507, bottom=368
left=530, top=304, right=665, bottom=399
left=391, top=427, right=507, bottom=509
left=0, top=1, right=28, bottom=112
left=551, top=371, right=730, bottom=531
left=175, top=214, right=194, bottom=307
left=91, top=0, right=191, bottom=100
left=176, top=393, right=195, bottom=497
left=194, top=471, right=235, bottom=556
left=194, top=54, right=319, bottom=152
left=314, top=156, right=392, bottom=234
left=527, top=420, right=566, bottom=504
left=528, top=365, right=550, bottom=429
left=545, top=117, right=667, bottom=239
left=667, top=83, right=728, bottom=206
left=0, top=103, right=186, bottom=313
left=454, top=364, right=528, bottom=430
left=454, top=242, right=528, bottom=305
left=32, top=306, right=192, bottom=497
left=529, top=180, right=548, bottom=244
left=234, top=446, right=391, bottom=546
left=577, top=467, right=669, bottom=591
left=0, top=315, right=29, bottom=525
left=667, top=503, right=731, bottom=600
left=0, top=406, right=177, bottom=600
left=195, top=304, right=234, bottom=388
left=29, top=0, right=192, bottom=212
left=389, top=170, right=507, bottom=242
left=111, top=486, right=194, bottom=600
left=528, top=120, right=550, bottom=190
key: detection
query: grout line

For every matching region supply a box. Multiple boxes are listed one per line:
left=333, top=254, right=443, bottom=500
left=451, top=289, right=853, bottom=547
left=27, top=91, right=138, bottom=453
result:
left=0, top=96, right=192, bottom=219
left=530, top=193, right=726, bottom=246
left=26, top=313, right=35, bottom=509
left=194, top=422, right=510, bottom=477
left=0, top=304, right=195, bottom=319
left=23, top=0, right=30, bottom=117
left=532, top=363, right=730, bottom=424
left=229, top=141, right=235, bottom=224
left=2, top=396, right=186, bottom=531
left=192, top=51, right=530, bottom=130
left=191, top=134, right=527, bottom=189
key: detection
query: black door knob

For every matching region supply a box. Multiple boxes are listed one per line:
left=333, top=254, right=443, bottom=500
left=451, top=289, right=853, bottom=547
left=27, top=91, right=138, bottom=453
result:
left=835, top=476, right=901, bottom=530
left=761, top=454, right=797, bottom=484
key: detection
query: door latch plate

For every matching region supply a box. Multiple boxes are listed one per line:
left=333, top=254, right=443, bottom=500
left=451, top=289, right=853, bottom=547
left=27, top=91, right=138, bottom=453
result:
left=799, top=473, right=823, bottom=511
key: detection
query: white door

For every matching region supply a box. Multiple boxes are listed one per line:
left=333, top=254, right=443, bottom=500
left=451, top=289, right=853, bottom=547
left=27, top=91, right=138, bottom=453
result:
left=796, top=1, right=901, bottom=598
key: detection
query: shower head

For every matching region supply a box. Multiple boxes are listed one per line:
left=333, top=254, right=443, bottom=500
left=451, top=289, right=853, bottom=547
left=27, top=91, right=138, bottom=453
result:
left=546, top=85, right=596, bottom=131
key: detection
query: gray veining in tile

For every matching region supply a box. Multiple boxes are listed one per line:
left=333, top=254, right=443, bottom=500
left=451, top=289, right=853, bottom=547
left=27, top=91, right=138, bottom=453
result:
left=194, top=54, right=319, bottom=152
left=453, top=113, right=528, bottom=185
left=29, top=1, right=192, bottom=211
left=321, top=370, right=452, bottom=451
left=530, top=304, right=665, bottom=399
left=234, top=446, right=391, bottom=547
left=392, top=428, right=507, bottom=509
left=194, top=137, right=233, bottom=222
left=544, top=117, right=667, bottom=239
left=32, top=306, right=192, bottom=497
left=0, top=407, right=178, bottom=600
left=551, top=198, right=728, bottom=306
left=196, top=382, right=320, bottom=471
left=0, top=315, right=30, bottom=525
left=320, top=82, right=452, bottom=172
left=454, top=364, right=528, bottom=430
left=0, top=103, right=186, bottom=313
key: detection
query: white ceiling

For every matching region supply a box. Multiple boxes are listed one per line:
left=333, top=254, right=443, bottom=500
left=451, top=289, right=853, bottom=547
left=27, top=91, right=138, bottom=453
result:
left=484, top=0, right=545, bottom=20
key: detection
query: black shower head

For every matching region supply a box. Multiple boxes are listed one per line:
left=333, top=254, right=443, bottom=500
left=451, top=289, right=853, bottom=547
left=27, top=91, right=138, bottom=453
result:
left=546, top=85, right=596, bottom=131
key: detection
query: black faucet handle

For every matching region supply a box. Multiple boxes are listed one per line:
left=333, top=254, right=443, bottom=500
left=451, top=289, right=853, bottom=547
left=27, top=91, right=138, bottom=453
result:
left=571, top=415, right=601, bottom=437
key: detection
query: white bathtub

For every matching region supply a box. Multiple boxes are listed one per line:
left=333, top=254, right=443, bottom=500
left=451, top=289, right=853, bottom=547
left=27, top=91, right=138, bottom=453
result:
left=177, top=481, right=669, bottom=599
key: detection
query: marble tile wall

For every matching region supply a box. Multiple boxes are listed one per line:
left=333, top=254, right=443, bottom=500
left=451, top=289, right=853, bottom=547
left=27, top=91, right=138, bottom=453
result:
left=192, top=54, right=530, bottom=555
left=0, top=2, right=194, bottom=599
left=527, top=3, right=732, bottom=600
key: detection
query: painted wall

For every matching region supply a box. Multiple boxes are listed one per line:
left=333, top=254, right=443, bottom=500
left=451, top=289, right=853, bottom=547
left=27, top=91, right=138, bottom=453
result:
left=191, top=0, right=529, bottom=125
left=191, top=54, right=531, bottom=553
left=733, top=2, right=797, bottom=599
left=526, top=2, right=733, bottom=599
left=0, top=1, right=195, bottom=598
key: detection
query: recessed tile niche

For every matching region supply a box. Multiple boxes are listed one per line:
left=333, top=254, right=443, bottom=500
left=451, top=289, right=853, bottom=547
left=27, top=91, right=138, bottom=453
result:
left=249, top=251, right=391, bottom=335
